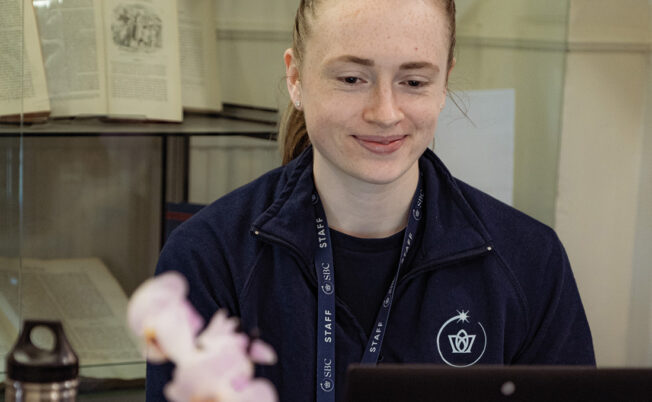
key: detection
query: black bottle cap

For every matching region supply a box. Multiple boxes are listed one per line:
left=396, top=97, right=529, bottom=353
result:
left=6, top=320, right=79, bottom=383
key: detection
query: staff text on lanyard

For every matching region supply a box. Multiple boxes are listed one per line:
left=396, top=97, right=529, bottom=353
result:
left=312, top=177, right=424, bottom=402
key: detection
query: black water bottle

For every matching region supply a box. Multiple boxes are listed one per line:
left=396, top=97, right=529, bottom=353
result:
left=5, top=320, right=79, bottom=401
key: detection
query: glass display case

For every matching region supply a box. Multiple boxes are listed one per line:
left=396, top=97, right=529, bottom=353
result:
left=3, top=0, right=650, bottom=399
left=1, top=1, right=281, bottom=399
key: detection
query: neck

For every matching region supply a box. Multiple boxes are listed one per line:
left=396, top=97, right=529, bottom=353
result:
left=313, top=160, right=419, bottom=239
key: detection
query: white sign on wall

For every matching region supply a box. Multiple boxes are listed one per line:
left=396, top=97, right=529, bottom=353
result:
left=432, top=88, right=515, bottom=205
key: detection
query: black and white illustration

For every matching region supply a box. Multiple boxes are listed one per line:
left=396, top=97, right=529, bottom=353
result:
left=111, top=4, right=162, bottom=52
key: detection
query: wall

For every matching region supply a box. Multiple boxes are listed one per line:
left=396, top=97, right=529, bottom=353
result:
left=556, top=0, right=652, bottom=366
left=215, top=0, right=297, bottom=109
left=189, top=136, right=279, bottom=204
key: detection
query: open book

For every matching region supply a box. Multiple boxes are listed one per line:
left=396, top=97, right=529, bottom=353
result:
left=0, top=0, right=223, bottom=123
left=0, top=0, right=51, bottom=122
left=178, top=0, right=222, bottom=114
left=31, top=0, right=183, bottom=122
left=0, top=257, right=143, bottom=378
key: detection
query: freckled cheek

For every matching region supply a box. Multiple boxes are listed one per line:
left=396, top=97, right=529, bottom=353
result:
left=305, top=107, right=353, bottom=142
left=404, top=105, right=442, bottom=131
left=305, top=94, right=358, bottom=127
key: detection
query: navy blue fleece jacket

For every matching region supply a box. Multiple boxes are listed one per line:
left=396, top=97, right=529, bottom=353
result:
left=147, top=147, right=595, bottom=401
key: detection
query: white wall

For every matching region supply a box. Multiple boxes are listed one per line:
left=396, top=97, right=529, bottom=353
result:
left=189, top=136, right=279, bottom=204
left=214, top=0, right=297, bottom=109
left=556, top=0, right=652, bottom=366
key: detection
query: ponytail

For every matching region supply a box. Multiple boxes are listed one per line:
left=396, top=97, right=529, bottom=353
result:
left=279, top=100, right=310, bottom=165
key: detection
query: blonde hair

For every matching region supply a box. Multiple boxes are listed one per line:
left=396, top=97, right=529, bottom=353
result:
left=280, top=0, right=457, bottom=165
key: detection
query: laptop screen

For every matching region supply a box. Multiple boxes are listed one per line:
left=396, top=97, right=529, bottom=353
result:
left=343, top=364, right=652, bottom=402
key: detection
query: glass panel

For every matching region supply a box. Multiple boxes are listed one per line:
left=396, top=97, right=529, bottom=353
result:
left=0, top=0, right=25, bottom=381
left=0, top=135, right=21, bottom=371
left=0, top=143, right=22, bottom=384
left=628, top=23, right=652, bottom=366
left=0, top=0, right=281, bottom=397
left=452, top=0, right=570, bottom=226
left=19, top=135, right=161, bottom=382
left=4, top=135, right=160, bottom=383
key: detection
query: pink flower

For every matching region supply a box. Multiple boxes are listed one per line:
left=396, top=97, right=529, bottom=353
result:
left=198, top=310, right=277, bottom=365
left=127, top=271, right=203, bottom=363
left=164, top=349, right=277, bottom=402
left=163, top=310, right=277, bottom=401
left=127, top=272, right=279, bottom=402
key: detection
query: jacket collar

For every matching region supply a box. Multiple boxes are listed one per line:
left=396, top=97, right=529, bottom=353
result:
left=251, top=147, right=493, bottom=273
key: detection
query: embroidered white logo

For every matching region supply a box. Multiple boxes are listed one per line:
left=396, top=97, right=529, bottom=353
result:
left=436, top=310, right=487, bottom=367
left=449, top=329, right=475, bottom=353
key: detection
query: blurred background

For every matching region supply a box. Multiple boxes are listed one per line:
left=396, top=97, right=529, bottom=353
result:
left=212, top=0, right=652, bottom=369
left=1, top=2, right=650, bottom=399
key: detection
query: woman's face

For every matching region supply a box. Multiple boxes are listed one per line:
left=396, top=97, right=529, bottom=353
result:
left=286, top=0, right=452, bottom=186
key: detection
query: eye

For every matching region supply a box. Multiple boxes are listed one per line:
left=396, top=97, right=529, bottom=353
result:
left=340, top=76, right=361, bottom=84
left=406, top=80, right=423, bottom=87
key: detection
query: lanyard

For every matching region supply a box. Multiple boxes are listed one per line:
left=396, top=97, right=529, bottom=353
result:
left=313, top=177, right=424, bottom=402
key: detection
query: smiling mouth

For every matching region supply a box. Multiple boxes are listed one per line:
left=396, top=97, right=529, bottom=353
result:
left=353, top=135, right=407, bottom=154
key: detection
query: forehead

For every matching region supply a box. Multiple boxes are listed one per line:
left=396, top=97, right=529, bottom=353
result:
left=306, top=0, right=449, bottom=65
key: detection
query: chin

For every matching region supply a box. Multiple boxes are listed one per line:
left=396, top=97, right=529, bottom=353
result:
left=345, top=163, right=415, bottom=186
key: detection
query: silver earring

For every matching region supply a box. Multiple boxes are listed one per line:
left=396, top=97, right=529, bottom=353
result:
left=295, top=100, right=301, bottom=108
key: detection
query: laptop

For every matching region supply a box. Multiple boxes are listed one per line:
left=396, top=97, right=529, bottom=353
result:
left=343, top=364, right=652, bottom=402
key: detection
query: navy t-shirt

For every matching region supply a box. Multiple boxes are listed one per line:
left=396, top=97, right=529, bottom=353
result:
left=331, top=229, right=405, bottom=337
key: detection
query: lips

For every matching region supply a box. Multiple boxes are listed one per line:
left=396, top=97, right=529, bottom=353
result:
left=353, top=135, right=407, bottom=154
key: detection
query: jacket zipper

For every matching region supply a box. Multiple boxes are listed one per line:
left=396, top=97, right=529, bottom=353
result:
left=253, top=226, right=492, bottom=291
left=399, top=244, right=494, bottom=285
left=251, top=227, right=317, bottom=287
left=252, top=226, right=384, bottom=342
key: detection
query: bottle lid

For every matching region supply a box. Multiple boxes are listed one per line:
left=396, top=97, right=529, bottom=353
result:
left=6, top=320, right=79, bottom=383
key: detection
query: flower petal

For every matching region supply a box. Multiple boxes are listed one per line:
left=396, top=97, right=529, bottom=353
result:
left=146, top=303, right=202, bottom=362
left=249, top=339, right=277, bottom=365
left=197, top=310, right=249, bottom=354
left=127, top=271, right=188, bottom=335
left=234, top=378, right=278, bottom=402
left=164, top=348, right=254, bottom=402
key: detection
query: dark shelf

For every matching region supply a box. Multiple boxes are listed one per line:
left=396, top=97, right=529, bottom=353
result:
left=0, top=114, right=278, bottom=139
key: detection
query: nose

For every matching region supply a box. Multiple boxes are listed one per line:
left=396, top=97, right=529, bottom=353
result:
left=363, top=82, right=404, bottom=128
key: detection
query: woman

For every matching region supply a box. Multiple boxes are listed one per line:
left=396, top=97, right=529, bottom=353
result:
left=148, top=0, right=595, bottom=400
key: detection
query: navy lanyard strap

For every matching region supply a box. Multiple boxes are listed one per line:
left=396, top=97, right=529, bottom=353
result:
left=313, top=193, right=336, bottom=402
left=313, top=177, right=424, bottom=402
left=360, top=178, right=423, bottom=364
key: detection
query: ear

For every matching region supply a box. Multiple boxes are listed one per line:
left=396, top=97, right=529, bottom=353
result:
left=284, top=48, right=301, bottom=106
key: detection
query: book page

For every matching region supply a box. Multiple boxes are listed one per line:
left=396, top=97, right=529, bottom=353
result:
left=0, top=0, right=50, bottom=119
left=0, top=257, right=143, bottom=378
left=178, top=0, right=222, bottom=113
left=32, top=0, right=107, bottom=117
left=103, top=0, right=183, bottom=122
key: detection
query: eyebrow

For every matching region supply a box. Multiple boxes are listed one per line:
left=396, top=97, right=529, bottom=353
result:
left=327, top=55, right=439, bottom=72
left=399, top=61, right=439, bottom=72
left=330, top=55, right=374, bottom=66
